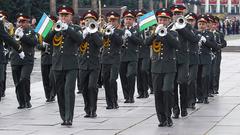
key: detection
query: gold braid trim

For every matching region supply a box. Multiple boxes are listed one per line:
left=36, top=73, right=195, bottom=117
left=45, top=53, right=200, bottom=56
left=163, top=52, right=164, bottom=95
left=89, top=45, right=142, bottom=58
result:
left=152, top=39, right=163, bottom=53
left=103, top=37, right=110, bottom=48
left=80, top=40, right=88, bottom=54
left=53, top=35, right=63, bottom=46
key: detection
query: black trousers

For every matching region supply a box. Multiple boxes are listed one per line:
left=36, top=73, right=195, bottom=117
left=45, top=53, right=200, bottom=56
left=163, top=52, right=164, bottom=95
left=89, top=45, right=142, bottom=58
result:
left=152, top=73, right=175, bottom=122
left=173, top=63, right=189, bottom=114
left=212, top=53, right=221, bottom=93
left=197, top=64, right=211, bottom=100
left=79, top=69, right=99, bottom=115
left=120, top=61, right=137, bottom=100
left=102, top=63, right=119, bottom=107
left=11, top=64, right=33, bottom=106
left=137, top=58, right=150, bottom=96
left=187, top=64, right=198, bottom=105
left=41, top=64, right=56, bottom=100
left=53, top=70, right=77, bottom=122
left=0, top=64, right=4, bottom=101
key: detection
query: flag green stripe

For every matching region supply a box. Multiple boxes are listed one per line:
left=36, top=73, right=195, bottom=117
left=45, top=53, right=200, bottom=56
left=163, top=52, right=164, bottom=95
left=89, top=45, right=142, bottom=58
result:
left=42, top=21, right=53, bottom=38
left=140, top=19, right=157, bottom=31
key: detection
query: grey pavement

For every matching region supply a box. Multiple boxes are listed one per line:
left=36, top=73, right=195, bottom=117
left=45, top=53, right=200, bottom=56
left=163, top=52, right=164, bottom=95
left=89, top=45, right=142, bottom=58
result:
left=1, top=41, right=240, bottom=134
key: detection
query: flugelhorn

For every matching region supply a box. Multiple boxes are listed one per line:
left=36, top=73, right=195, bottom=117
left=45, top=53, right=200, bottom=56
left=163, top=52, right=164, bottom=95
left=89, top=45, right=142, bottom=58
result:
left=155, top=24, right=167, bottom=37
left=105, top=25, right=114, bottom=35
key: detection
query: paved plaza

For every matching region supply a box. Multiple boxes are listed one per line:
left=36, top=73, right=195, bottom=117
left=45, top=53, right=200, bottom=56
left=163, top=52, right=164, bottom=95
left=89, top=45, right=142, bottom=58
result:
left=0, top=38, right=240, bottom=135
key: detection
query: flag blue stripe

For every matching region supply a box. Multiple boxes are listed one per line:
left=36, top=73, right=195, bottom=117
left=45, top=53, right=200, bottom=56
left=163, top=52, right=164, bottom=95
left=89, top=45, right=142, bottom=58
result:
left=34, top=13, right=47, bottom=33
left=139, top=11, right=155, bottom=22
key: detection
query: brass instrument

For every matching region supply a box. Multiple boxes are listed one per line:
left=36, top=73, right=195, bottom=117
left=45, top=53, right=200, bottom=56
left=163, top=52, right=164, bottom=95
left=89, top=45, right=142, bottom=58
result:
left=174, top=16, right=187, bottom=29
left=55, top=21, right=63, bottom=32
left=86, top=20, right=99, bottom=33
left=0, top=16, right=14, bottom=36
left=104, top=24, right=114, bottom=35
left=14, top=27, right=23, bottom=41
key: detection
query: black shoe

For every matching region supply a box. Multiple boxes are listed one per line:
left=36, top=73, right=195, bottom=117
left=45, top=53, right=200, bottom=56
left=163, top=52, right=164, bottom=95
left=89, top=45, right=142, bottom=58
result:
left=172, top=114, right=179, bottom=119
left=214, top=91, right=219, bottom=94
left=181, top=110, right=188, bottom=117
left=150, top=90, right=154, bottom=94
left=167, top=118, right=173, bottom=127
left=26, top=102, right=32, bottom=108
left=188, top=104, right=196, bottom=109
left=137, top=95, right=144, bottom=99
left=90, top=112, right=97, bottom=118
left=113, top=102, right=119, bottom=109
left=46, top=99, right=51, bottom=102
left=124, top=99, right=130, bottom=103
left=50, top=97, right=55, bottom=102
left=106, top=106, right=113, bottom=109
left=143, top=93, right=149, bottom=98
left=203, top=99, right=209, bottom=104
left=65, top=121, right=72, bottom=126
left=84, top=114, right=90, bottom=118
left=17, top=105, right=25, bottom=109
left=129, top=98, right=135, bottom=103
left=158, top=121, right=167, bottom=127
left=196, top=99, right=203, bottom=103
left=208, top=94, right=214, bottom=97
left=61, top=121, right=67, bottom=125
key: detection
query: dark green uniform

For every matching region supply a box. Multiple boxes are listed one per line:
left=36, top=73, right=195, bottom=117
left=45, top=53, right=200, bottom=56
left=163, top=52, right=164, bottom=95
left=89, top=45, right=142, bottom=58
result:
left=37, top=39, right=56, bottom=102
left=44, top=25, right=83, bottom=123
left=79, top=32, right=102, bottom=117
left=210, top=30, right=226, bottom=94
left=120, top=27, right=141, bottom=103
left=146, top=30, right=180, bottom=127
left=187, top=28, right=200, bottom=108
left=0, top=21, right=22, bottom=101
left=10, top=28, right=37, bottom=108
left=172, top=24, right=199, bottom=118
left=137, top=29, right=151, bottom=98
left=101, top=29, right=123, bottom=109
left=196, top=30, right=219, bottom=103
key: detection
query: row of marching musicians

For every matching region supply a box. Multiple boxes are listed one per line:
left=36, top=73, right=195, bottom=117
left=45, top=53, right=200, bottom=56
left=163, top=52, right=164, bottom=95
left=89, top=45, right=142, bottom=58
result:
left=0, top=4, right=226, bottom=127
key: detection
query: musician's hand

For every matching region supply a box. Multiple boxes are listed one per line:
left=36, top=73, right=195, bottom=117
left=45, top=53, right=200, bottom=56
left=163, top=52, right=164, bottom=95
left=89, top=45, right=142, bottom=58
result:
left=18, top=51, right=25, bottom=59
left=15, top=27, right=24, bottom=39
left=61, top=23, right=68, bottom=31
left=200, top=36, right=206, bottom=43
left=125, top=29, right=132, bottom=37
left=83, top=29, right=89, bottom=39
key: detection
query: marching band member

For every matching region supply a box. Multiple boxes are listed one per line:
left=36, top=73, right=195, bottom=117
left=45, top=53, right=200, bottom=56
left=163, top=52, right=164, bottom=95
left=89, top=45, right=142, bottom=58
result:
left=146, top=8, right=180, bottom=127
left=11, top=13, right=37, bottom=108
left=120, top=10, right=141, bottom=103
left=79, top=10, right=103, bottom=118
left=101, top=11, right=123, bottom=109
left=44, top=5, right=83, bottom=125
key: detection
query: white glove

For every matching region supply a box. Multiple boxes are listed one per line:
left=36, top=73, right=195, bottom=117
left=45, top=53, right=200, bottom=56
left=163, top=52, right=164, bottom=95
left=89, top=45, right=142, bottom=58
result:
left=15, top=27, right=24, bottom=40
left=61, top=22, right=68, bottom=31
left=124, top=29, right=132, bottom=38
left=170, top=24, right=177, bottom=31
left=200, top=36, right=207, bottom=43
left=42, top=41, right=49, bottom=47
left=19, top=51, right=25, bottom=59
left=198, top=41, right=202, bottom=47
left=82, top=29, right=89, bottom=39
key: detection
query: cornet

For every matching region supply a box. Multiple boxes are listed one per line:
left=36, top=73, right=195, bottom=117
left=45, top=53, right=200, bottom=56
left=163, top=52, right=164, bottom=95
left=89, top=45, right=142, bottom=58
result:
left=55, top=21, right=63, bottom=32
left=86, top=20, right=99, bottom=33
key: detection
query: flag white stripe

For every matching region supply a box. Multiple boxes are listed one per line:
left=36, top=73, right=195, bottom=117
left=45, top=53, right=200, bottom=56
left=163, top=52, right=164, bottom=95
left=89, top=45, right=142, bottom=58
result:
left=139, top=15, right=156, bottom=27
left=38, top=17, right=51, bottom=35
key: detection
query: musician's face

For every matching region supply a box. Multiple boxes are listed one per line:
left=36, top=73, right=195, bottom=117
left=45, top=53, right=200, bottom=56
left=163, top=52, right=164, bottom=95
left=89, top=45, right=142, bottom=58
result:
left=173, top=12, right=183, bottom=21
left=124, top=17, right=134, bottom=27
left=108, top=18, right=119, bottom=27
left=187, top=19, right=196, bottom=27
left=198, top=22, right=207, bottom=31
left=18, top=20, right=30, bottom=29
left=157, top=17, right=170, bottom=26
left=59, top=13, right=72, bottom=24
left=212, top=22, right=219, bottom=30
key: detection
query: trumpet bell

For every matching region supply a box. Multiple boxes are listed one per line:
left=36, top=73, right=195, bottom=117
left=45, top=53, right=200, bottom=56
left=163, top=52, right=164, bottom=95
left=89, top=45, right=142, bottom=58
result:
left=87, top=20, right=99, bottom=33
left=156, top=25, right=167, bottom=37
left=105, top=25, right=114, bottom=35
left=175, top=16, right=186, bottom=29
left=55, top=22, right=62, bottom=31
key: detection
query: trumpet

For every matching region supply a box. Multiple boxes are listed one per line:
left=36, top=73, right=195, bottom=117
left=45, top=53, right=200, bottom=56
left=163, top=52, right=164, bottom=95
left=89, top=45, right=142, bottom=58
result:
left=86, top=20, right=99, bottom=33
left=0, top=16, right=14, bottom=36
left=55, top=21, right=62, bottom=31
left=14, top=27, right=24, bottom=41
left=155, top=24, right=167, bottom=37
left=175, top=16, right=187, bottom=29
left=105, top=25, right=114, bottom=35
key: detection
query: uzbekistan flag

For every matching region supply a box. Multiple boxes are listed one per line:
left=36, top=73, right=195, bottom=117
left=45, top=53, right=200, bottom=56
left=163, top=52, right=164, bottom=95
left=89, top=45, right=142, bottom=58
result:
left=34, top=13, right=54, bottom=38
left=139, top=11, right=157, bottom=31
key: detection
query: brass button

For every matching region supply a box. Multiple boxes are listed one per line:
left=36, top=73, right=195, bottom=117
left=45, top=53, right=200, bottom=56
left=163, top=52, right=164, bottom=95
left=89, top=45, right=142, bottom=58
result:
left=87, top=56, right=89, bottom=58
